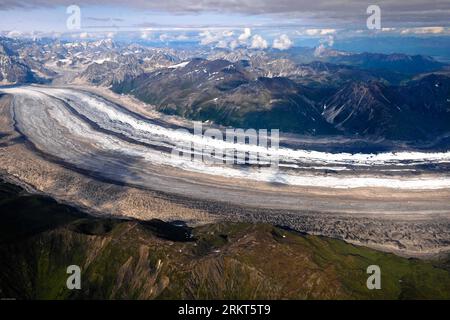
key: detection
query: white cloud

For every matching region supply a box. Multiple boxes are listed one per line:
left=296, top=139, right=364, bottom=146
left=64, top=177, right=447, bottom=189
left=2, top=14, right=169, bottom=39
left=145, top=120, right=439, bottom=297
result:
left=140, top=30, right=151, bottom=39
left=400, top=26, right=445, bottom=34
left=175, top=34, right=189, bottom=40
left=215, top=39, right=229, bottom=48
left=272, top=34, right=293, bottom=50
left=79, top=32, right=89, bottom=39
left=303, top=28, right=336, bottom=36
left=314, top=44, right=326, bottom=57
left=305, top=29, right=320, bottom=36
left=323, top=35, right=334, bottom=47
left=6, top=30, right=22, bottom=38
left=250, top=34, right=268, bottom=49
left=229, top=39, right=239, bottom=50
left=199, top=30, right=234, bottom=46
left=314, top=35, right=334, bottom=56
left=159, top=33, right=170, bottom=42
left=199, top=30, right=217, bottom=45
left=222, top=30, right=234, bottom=37
left=238, top=28, right=252, bottom=42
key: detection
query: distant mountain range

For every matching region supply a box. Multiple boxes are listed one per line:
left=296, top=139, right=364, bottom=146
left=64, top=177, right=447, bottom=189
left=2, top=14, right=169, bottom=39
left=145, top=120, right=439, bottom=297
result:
left=327, top=52, right=445, bottom=74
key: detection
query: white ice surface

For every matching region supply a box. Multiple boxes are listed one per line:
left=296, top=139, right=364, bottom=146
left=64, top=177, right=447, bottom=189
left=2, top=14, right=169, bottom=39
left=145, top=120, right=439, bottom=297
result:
left=3, top=86, right=450, bottom=190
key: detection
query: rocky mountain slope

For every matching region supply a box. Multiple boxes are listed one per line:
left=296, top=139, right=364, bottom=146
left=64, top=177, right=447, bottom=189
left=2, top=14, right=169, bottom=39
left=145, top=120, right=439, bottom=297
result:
left=1, top=180, right=450, bottom=300
left=78, top=47, right=179, bottom=86
left=113, top=58, right=338, bottom=134
left=0, top=43, right=37, bottom=84
left=113, top=57, right=450, bottom=140
left=323, top=74, right=450, bottom=140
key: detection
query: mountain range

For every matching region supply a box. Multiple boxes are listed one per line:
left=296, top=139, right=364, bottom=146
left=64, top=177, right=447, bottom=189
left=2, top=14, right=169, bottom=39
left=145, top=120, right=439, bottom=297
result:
left=113, top=58, right=450, bottom=141
left=0, top=43, right=37, bottom=84
left=323, top=74, right=450, bottom=140
left=1, top=36, right=449, bottom=143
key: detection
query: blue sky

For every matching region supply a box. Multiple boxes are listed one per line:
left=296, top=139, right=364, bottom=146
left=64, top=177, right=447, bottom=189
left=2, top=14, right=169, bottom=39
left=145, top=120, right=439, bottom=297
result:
left=0, top=6, right=277, bottom=32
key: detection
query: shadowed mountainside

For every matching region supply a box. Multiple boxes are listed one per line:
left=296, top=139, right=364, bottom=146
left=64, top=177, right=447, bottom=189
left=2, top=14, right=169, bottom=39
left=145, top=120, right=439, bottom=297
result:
left=113, top=58, right=450, bottom=141
left=323, top=74, right=450, bottom=140
left=112, top=58, right=338, bottom=135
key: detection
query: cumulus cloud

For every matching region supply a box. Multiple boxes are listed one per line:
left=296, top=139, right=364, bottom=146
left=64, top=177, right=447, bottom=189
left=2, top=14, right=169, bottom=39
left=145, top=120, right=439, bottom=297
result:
left=322, top=35, right=334, bottom=47
left=314, top=44, right=327, bottom=57
left=250, top=34, right=268, bottom=49
left=199, top=29, right=239, bottom=49
left=314, top=35, right=334, bottom=56
left=199, top=30, right=217, bottom=45
left=272, top=34, right=293, bottom=50
left=197, top=29, right=285, bottom=51
left=238, top=28, right=252, bottom=42
left=199, top=29, right=234, bottom=46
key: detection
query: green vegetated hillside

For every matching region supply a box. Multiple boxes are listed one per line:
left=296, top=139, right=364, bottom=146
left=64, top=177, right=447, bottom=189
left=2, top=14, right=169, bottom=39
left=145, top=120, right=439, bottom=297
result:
left=112, top=58, right=450, bottom=141
left=1, top=180, right=450, bottom=300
